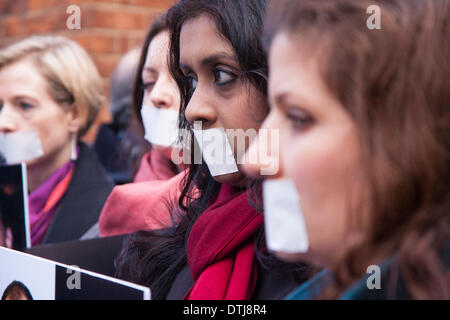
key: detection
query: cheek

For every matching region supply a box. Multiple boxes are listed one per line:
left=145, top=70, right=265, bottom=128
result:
left=283, top=131, right=343, bottom=194
left=219, top=85, right=266, bottom=130
left=142, top=92, right=152, bottom=106
left=220, top=90, right=266, bottom=155
left=32, top=108, right=71, bottom=153
left=168, top=80, right=181, bottom=112
left=284, top=125, right=361, bottom=202
left=281, top=126, right=362, bottom=259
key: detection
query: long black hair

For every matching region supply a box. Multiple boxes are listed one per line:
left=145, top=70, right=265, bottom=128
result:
left=168, top=0, right=269, bottom=221
left=115, top=0, right=308, bottom=300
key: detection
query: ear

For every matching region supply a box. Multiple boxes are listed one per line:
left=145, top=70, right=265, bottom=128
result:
left=66, top=104, right=82, bottom=134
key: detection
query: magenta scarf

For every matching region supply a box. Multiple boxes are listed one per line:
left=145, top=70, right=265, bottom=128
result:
left=28, top=160, right=75, bottom=246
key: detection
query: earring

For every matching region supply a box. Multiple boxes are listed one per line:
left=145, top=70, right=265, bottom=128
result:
left=70, top=133, right=78, bottom=161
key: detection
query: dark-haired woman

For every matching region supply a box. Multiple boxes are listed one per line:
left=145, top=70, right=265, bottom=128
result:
left=244, top=0, right=450, bottom=299
left=99, top=15, right=188, bottom=237
left=132, top=14, right=184, bottom=183
left=115, top=0, right=311, bottom=300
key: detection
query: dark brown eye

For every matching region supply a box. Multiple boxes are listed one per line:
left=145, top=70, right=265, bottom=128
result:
left=141, top=82, right=155, bottom=92
left=185, top=74, right=198, bottom=93
left=214, top=68, right=236, bottom=86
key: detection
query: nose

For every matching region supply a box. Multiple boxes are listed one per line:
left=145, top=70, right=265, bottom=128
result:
left=241, top=111, right=282, bottom=179
left=0, top=104, right=17, bottom=133
left=149, top=76, right=175, bottom=109
left=184, top=85, right=217, bottom=128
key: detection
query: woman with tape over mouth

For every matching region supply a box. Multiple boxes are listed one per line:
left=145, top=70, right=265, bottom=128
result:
left=114, top=0, right=313, bottom=300
left=98, top=14, right=190, bottom=237
left=243, top=0, right=450, bottom=299
left=0, top=36, right=113, bottom=246
left=133, top=14, right=186, bottom=183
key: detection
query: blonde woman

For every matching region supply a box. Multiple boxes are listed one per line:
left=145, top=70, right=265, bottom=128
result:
left=0, top=36, right=113, bottom=246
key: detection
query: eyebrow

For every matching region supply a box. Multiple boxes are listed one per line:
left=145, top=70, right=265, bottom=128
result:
left=273, top=92, right=289, bottom=107
left=273, top=91, right=313, bottom=111
left=12, top=94, right=39, bottom=103
left=143, top=66, right=158, bottom=74
left=180, top=52, right=238, bottom=71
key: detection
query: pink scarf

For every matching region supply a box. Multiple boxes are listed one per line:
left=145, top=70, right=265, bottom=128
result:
left=134, top=149, right=178, bottom=182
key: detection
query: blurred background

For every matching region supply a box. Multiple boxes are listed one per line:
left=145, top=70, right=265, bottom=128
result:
left=0, top=0, right=175, bottom=144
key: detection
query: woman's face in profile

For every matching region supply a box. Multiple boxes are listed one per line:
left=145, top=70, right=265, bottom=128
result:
left=0, top=58, right=79, bottom=170
left=179, top=14, right=267, bottom=186
left=244, top=33, right=368, bottom=267
left=141, top=31, right=181, bottom=159
left=142, top=30, right=180, bottom=114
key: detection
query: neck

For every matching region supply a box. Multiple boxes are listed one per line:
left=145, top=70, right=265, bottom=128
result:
left=27, top=145, right=73, bottom=193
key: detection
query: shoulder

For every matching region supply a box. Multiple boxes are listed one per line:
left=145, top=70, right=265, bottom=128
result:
left=253, top=263, right=307, bottom=300
left=65, top=142, right=114, bottom=206
left=74, top=142, right=114, bottom=190
left=285, top=270, right=331, bottom=300
left=103, top=169, right=185, bottom=211
left=166, top=263, right=193, bottom=300
left=42, top=143, right=114, bottom=244
left=98, top=170, right=187, bottom=237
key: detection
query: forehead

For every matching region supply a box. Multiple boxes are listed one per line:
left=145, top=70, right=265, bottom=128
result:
left=144, top=31, right=170, bottom=67
left=269, top=33, right=323, bottom=95
left=0, top=58, right=48, bottom=96
left=179, top=14, right=237, bottom=65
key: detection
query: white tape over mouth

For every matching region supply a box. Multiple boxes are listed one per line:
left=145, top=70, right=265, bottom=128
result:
left=0, top=130, right=44, bottom=164
left=263, top=179, right=309, bottom=253
left=141, top=105, right=180, bottom=147
left=193, top=127, right=239, bottom=177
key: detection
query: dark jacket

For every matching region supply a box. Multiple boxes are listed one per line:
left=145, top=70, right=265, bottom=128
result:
left=41, top=142, right=114, bottom=244
left=286, top=239, right=450, bottom=300
left=166, top=260, right=303, bottom=300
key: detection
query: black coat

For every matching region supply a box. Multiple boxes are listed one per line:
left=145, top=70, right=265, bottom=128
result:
left=166, top=260, right=303, bottom=300
left=41, top=142, right=114, bottom=244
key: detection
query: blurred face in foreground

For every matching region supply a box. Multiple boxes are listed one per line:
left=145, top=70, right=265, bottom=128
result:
left=244, top=32, right=367, bottom=267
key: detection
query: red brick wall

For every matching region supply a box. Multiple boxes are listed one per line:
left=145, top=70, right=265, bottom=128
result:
left=0, top=0, right=176, bottom=142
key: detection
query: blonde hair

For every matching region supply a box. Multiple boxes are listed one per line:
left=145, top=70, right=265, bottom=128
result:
left=0, top=35, right=104, bottom=137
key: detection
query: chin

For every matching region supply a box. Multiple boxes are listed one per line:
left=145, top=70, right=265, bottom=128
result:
left=212, top=171, right=248, bottom=187
left=24, top=155, right=44, bottom=170
left=273, top=250, right=324, bottom=268
left=273, top=251, right=310, bottom=263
